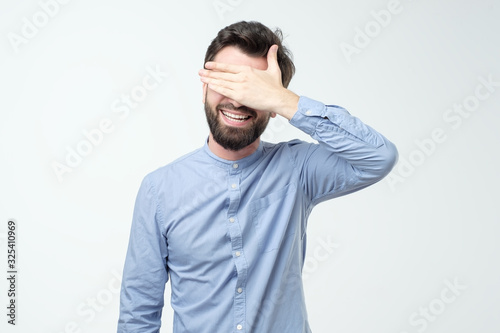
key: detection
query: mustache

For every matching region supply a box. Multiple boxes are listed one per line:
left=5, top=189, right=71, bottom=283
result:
left=217, top=103, right=256, bottom=118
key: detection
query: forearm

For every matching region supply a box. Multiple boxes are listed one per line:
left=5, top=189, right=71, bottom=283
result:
left=289, top=96, right=398, bottom=200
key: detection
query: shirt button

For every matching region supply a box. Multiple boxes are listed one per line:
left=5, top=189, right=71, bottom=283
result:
left=237, top=324, right=243, bottom=330
left=229, top=217, right=235, bottom=223
left=235, top=251, right=241, bottom=257
left=237, top=287, right=243, bottom=293
left=231, top=183, right=237, bottom=189
left=233, top=163, right=239, bottom=169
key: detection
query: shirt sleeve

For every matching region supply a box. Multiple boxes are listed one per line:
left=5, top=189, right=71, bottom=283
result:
left=288, top=96, right=398, bottom=206
left=118, top=174, right=169, bottom=333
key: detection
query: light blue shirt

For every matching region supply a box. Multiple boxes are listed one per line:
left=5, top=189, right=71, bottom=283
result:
left=118, top=96, right=398, bottom=333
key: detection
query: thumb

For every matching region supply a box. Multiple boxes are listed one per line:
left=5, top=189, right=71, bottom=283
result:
left=267, top=44, right=280, bottom=72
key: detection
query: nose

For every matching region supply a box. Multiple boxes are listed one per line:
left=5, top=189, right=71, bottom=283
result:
left=228, top=98, right=242, bottom=109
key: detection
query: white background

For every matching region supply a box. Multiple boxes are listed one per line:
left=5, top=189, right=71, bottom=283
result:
left=1, top=0, right=499, bottom=332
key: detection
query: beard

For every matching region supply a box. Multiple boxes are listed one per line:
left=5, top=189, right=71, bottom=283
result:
left=204, top=100, right=271, bottom=151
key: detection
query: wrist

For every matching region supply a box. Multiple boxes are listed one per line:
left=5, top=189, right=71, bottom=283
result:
left=274, top=89, right=300, bottom=120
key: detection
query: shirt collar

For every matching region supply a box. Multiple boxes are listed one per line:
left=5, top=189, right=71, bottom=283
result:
left=202, top=137, right=264, bottom=170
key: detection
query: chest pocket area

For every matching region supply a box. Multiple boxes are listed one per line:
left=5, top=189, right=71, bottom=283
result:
left=249, top=183, right=298, bottom=253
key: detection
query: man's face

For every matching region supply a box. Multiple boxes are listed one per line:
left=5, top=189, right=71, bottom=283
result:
left=203, top=46, right=274, bottom=151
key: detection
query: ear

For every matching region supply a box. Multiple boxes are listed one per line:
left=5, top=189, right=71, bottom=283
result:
left=270, top=112, right=277, bottom=118
left=202, top=82, right=207, bottom=104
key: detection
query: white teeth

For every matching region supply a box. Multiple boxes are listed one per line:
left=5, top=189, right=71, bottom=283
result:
left=221, top=110, right=250, bottom=122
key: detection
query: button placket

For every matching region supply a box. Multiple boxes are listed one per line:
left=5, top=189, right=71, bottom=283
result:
left=226, top=168, right=247, bottom=332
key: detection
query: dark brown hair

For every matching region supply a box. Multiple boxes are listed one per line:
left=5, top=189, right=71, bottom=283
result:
left=204, top=21, right=295, bottom=88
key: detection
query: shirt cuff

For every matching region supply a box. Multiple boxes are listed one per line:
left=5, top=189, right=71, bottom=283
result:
left=289, top=96, right=350, bottom=135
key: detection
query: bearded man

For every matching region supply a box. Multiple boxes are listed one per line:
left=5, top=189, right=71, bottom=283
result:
left=118, top=20, right=398, bottom=333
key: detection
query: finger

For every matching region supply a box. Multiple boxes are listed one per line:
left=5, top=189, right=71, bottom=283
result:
left=204, top=61, right=244, bottom=73
left=200, top=75, right=239, bottom=90
left=204, top=83, right=237, bottom=101
left=198, top=69, right=241, bottom=83
left=266, top=44, right=280, bottom=72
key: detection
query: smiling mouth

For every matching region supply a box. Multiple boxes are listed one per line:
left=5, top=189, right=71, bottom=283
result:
left=220, top=110, right=252, bottom=123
